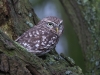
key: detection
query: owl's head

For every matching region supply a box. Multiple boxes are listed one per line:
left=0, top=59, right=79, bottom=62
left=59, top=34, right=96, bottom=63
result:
left=38, top=16, right=63, bottom=36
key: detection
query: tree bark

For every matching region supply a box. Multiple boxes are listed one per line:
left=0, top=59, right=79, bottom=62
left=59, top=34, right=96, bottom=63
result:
left=59, top=0, right=100, bottom=74
left=0, top=0, right=84, bottom=75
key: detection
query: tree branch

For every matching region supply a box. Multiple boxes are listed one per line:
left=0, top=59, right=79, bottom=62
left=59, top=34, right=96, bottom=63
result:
left=0, top=0, right=84, bottom=75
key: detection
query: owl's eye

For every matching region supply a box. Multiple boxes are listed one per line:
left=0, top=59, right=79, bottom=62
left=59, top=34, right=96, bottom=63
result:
left=48, top=22, right=54, bottom=26
left=59, top=23, right=62, bottom=27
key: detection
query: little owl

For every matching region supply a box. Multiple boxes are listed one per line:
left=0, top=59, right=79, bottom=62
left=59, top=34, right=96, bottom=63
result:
left=16, top=16, right=63, bottom=56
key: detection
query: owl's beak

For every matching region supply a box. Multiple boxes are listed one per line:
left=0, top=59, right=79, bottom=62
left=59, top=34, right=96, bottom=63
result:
left=56, top=27, right=59, bottom=34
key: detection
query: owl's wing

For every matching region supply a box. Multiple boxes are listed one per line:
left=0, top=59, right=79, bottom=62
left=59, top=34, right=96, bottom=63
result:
left=15, top=26, right=37, bottom=42
left=15, top=25, right=59, bottom=56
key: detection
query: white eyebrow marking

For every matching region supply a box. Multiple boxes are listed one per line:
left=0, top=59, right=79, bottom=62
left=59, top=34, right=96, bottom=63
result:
left=42, top=18, right=57, bottom=25
left=60, top=20, right=63, bottom=23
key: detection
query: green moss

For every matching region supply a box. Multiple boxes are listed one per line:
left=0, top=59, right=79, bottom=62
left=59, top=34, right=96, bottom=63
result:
left=76, top=0, right=100, bottom=74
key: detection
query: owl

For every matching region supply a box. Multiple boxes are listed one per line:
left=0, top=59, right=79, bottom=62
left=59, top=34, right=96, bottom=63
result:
left=15, top=16, right=63, bottom=56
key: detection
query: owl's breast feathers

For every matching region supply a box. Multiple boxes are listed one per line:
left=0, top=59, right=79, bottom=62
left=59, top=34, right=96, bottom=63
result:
left=15, top=25, right=59, bottom=55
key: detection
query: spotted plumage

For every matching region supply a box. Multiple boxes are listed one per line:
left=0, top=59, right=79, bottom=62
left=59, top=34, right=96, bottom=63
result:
left=15, top=16, right=63, bottom=56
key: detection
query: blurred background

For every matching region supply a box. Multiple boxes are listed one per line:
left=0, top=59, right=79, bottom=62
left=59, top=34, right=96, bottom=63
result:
left=30, top=0, right=85, bottom=72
